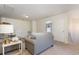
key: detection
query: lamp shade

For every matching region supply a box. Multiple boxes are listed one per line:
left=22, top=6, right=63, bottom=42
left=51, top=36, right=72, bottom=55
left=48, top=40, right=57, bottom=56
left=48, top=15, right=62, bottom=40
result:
left=0, top=24, right=14, bottom=34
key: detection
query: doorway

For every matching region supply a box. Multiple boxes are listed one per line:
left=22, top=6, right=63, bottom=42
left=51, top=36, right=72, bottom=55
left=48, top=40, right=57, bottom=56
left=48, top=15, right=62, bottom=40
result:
left=45, top=21, right=52, bottom=32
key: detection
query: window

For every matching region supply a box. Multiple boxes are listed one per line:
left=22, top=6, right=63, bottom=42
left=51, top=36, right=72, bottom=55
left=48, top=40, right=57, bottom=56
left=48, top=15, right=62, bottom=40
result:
left=45, top=21, right=52, bottom=32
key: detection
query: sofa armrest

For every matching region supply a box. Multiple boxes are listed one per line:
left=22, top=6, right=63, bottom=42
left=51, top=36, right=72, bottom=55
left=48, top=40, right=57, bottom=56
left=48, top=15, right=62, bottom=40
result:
left=25, top=39, right=35, bottom=54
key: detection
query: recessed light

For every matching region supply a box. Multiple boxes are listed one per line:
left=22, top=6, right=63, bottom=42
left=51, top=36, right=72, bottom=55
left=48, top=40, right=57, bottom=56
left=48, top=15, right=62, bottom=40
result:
left=25, top=16, right=29, bottom=18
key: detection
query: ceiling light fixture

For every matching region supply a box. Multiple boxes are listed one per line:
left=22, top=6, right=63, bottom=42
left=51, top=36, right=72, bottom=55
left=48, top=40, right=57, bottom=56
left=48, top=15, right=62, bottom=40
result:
left=25, top=16, right=29, bottom=18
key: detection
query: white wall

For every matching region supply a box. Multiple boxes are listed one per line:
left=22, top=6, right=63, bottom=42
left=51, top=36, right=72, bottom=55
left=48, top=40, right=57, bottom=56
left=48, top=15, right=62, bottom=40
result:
left=35, top=8, right=79, bottom=44
left=31, top=20, right=37, bottom=32
left=68, top=8, right=79, bottom=44
left=1, top=17, right=32, bottom=37
left=36, top=13, right=69, bottom=43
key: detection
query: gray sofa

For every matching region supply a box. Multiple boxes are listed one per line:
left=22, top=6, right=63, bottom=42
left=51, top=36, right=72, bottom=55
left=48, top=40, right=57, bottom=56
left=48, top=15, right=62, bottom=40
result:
left=25, top=32, right=54, bottom=55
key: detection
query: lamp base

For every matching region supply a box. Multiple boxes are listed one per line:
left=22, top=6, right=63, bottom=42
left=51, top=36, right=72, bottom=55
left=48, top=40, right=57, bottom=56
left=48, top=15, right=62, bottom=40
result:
left=3, top=38, right=11, bottom=44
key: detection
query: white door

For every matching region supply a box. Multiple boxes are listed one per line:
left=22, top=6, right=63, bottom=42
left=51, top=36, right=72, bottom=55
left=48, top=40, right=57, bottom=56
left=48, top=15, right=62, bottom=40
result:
left=69, top=19, right=79, bottom=44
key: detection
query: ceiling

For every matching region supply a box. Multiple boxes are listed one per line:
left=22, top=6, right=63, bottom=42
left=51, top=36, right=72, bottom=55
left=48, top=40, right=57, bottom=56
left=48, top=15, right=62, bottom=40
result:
left=0, top=4, right=78, bottom=20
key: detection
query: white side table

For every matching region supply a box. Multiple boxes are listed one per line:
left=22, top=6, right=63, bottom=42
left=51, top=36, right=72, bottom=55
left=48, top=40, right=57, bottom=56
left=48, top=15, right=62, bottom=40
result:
left=2, top=40, right=22, bottom=55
